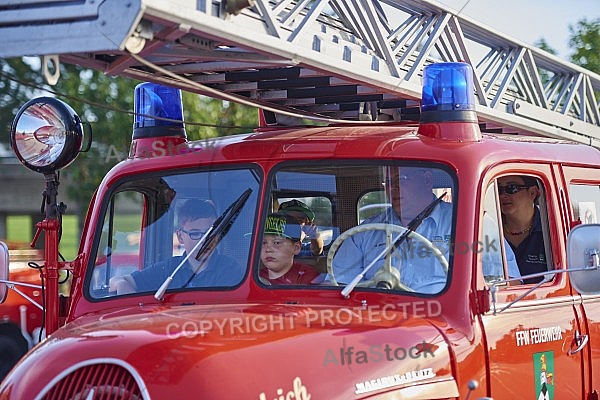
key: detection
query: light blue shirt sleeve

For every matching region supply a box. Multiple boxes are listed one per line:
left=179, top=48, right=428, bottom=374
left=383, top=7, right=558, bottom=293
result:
left=481, top=212, right=521, bottom=280
left=504, top=242, right=521, bottom=279
left=331, top=201, right=452, bottom=294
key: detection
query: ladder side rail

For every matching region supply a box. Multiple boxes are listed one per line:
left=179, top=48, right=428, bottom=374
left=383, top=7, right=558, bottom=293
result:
left=485, top=50, right=513, bottom=101
left=552, top=75, right=575, bottom=113
left=523, top=50, right=548, bottom=109
left=405, top=13, right=454, bottom=81
left=447, top=18, right=489, bottom=107
left=563, top=74, right=584, bottom=116
left=1, top=0, right=600, bottom=144
left=584, top=77, right=600, bottom=124
left=105, top=0, right=600, bottom=143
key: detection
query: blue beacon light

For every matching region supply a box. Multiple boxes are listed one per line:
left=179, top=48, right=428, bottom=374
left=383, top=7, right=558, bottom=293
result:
left=133, top=82, right=187, bottom=140
left=418, top=62, right=481, bottom=141
left=420, top=62, right=477, bottom=123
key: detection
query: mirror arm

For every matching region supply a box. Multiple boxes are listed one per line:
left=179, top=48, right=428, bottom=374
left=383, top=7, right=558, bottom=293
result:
left=0, top=279, right=43, bottom=310
left=493, top=277, right=550, bottom=315
left=489, top=265, right=599, bottom=314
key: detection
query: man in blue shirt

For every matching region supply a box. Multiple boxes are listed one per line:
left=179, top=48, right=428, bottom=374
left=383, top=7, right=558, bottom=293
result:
left=110, top=199, right=243, bottom=294
left=331, top=167, right=452, bottom=294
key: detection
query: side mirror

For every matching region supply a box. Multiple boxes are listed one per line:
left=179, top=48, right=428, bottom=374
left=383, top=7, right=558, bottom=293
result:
left=567, top=224, right=600, bottom=295
left=0, top=241, right=9, bottom=303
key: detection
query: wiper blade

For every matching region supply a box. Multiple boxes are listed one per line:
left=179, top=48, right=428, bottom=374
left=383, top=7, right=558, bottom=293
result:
left=154, top=188, right=252, bottom=300
left=193, top=188, right=252, bottom=263
left=393, top=191, right=447, bottom=249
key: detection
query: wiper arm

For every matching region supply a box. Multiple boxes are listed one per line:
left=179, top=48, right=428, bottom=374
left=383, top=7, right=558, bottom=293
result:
left=154, top=188, right=252, bottom=300
left=341, top=192, right=447, bottom=298
left=393, top=192, right=447, bottom=249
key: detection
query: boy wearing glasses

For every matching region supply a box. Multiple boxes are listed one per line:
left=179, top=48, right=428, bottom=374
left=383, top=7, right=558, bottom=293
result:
left=110, top=199, right=243, bottom=294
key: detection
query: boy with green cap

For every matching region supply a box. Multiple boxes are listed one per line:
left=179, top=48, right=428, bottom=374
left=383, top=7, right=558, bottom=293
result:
left=260, top=213, right=320, bottom=284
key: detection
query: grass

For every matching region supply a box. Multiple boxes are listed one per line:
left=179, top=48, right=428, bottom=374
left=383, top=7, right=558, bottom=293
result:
left=6, top=213, right=144, bottom=261
left=6, top=215, right=32, bottom=243
left=6, top=215, right=79, bottom=260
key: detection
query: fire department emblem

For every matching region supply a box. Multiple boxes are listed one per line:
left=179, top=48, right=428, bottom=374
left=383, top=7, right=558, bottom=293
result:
left=534, top=351, right=554, bottom=400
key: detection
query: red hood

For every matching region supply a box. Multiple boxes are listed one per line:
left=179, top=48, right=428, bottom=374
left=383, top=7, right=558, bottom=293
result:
left=2, top=303, right=458, bottom=399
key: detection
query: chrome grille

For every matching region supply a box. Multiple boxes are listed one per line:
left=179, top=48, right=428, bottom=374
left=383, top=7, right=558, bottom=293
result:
left=41, top=363, right=144, bottom=400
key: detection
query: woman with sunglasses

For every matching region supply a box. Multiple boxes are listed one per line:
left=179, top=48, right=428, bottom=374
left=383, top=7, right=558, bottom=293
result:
left=499, top=176, right=547, bottom=283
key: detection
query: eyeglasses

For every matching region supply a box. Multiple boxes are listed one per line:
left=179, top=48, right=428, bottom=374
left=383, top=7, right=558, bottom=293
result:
left=383, top=175, right=416, bottom=186
left=179, top=227, right=209, bottom=240
left=498, top=184, right=530, bottom=195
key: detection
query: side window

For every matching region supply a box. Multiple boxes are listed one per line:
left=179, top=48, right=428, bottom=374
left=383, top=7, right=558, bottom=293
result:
left=569, top=184, right=599, bottom=225
left=357, top=191, right=388, bottom=224
left=496, top=175, right=552, bottom=284
left=481, top=182, right=511, bottom=283
left=275, top=195, right=334, bottom=251
left=90, top=191, right=144, bottom=296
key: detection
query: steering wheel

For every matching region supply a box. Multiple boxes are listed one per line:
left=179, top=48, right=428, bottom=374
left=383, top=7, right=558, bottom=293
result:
left=326, top=223, right=449, bottom=290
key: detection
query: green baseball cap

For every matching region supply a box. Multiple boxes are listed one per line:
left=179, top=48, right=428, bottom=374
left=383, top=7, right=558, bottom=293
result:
left=278, top=199, right=315, bottom=222
left=264, top=213, right=302, bottom=241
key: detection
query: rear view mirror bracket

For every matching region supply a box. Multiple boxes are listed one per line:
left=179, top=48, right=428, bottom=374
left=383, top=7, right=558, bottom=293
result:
left=488, top=224, right=600, bottom=314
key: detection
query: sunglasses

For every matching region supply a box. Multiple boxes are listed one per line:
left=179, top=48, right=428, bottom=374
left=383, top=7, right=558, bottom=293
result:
left=498, top=184, right=530, bottom=195
left=179, top=227, right=209, bottom=240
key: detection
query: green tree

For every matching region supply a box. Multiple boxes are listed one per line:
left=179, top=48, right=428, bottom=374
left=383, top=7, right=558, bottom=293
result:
left=1, top=58, right=258, bottom=218
left=568, top=18, right=600, bottom=74
left=53, top=65, right=139, bottom=216
left=0, top=58, right=46, bottom=144
left=534, top=38, right=557, bottom=56
left=182, top=95, right=258, bottom=139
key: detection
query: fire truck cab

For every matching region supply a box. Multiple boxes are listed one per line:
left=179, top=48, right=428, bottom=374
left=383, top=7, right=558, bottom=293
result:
left=1, top=0, right=600, bottom=399
left=0, top=61, right=599, bottom=399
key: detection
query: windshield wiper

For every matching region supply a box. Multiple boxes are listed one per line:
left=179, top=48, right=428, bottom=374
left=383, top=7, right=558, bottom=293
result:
left=154, top=188, right=252, bottom=300
left=392, top=191, right=447, bottom=250
left=341, top=192, right=447, bottom=298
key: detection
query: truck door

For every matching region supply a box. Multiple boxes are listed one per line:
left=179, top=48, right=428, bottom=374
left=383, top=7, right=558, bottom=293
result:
left=478, top=171, right=585, bottom=399
left=563, top=166, right=600, bottom=396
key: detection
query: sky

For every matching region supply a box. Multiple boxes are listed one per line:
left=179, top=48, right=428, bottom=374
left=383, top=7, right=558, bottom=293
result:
left=436, top=0, right=599, bottom=61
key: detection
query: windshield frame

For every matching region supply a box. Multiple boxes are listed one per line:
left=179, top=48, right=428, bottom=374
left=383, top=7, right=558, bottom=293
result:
left=255, top=159, right=458, bottom=297
left=83, top=164, right=262, bottom=301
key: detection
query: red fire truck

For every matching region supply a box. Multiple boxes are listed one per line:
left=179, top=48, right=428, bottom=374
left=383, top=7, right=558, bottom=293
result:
left=1, top=1, right=600, bottom=399
left=0, top=247, right=43, bottom=380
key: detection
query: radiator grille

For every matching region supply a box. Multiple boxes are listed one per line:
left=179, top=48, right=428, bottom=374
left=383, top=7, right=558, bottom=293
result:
left=41, top=363, right=144, bottom=400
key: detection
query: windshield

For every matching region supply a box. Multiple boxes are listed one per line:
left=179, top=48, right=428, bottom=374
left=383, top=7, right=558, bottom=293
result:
left=258, top=162, right=456, bottom=295
left=87, top=167, right=259, bottom=299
